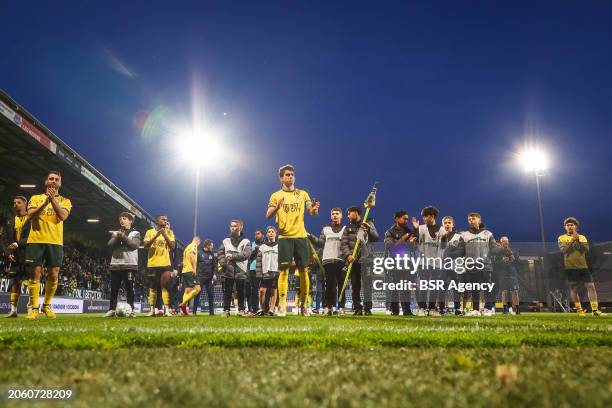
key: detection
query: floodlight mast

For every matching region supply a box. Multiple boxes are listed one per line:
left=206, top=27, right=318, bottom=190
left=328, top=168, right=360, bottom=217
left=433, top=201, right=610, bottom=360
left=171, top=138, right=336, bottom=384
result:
left=519, top=147, right=550, bottom=309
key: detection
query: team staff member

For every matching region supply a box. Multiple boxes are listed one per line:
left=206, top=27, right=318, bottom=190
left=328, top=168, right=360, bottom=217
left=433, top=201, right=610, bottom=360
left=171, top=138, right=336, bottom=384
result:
left=460, top=212, right=500, bottom=317
left=247, top=230, right=265, bottom=316
left=383, top=210, right=415, bottom=316
left=256, top=226, right=280, bottom=316
left=558, top=217, right=604, bottom=316
left=143, top=214, right=176, bottom=316
left=218, top=220, right=252, bottom=317
left=440, top=216, right=466, bottom=315
left=308, top=207, right=346, bottom=316
left=340, top=205, right=378, bottom=316
left=179, top=236, right=201, bottom=315
left=194, top=239, right=217, bottom=315
left=266, top=164, right=320, bottom=316
left=496, top=236, right=521, bottom=315
left=412, top=206, right=446, bottom=316
left=3, top=196, right=31, bottom=318
left=106, top=212, right=140, bottom=317
left=25, top=171, right=72, bottom=320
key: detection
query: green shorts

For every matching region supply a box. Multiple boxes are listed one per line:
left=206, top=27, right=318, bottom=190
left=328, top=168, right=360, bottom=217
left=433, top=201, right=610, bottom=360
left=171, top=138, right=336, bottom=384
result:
left=147, top=266, right=171, bottom=285
left=8, top=263, right=28, bottom=281
left=25, top=243, right=64, bottom=267
left=278, top=237, right=309, bottom=269
left=182, top=272, right=198, bottom=288
left=565, top=269, right=593, bottom=286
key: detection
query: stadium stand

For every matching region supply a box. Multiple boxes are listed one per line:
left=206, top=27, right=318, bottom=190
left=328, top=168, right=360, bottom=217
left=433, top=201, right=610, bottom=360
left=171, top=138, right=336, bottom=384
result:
left=0, top=89, right=173, bottom=308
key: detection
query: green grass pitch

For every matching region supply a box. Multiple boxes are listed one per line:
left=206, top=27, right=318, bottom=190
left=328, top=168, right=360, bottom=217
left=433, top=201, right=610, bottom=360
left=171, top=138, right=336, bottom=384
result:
left=0, top=313, right=610, bottom=407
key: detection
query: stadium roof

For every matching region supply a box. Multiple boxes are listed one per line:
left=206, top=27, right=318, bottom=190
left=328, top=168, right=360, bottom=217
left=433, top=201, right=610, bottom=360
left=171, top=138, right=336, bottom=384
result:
left=0, top=89, right=159, bottom=246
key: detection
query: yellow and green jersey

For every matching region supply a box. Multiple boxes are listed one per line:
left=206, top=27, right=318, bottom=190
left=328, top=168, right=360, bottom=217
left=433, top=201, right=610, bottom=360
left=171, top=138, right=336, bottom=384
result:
left=27, top=194, right=72, bottom=245
left=145, top=228, right=175, bottom=268
left=558, top=233, right=589, bottom=269
left=268, top=188, right=312, bottom=238
left=182, top=242, right=197, bottom=273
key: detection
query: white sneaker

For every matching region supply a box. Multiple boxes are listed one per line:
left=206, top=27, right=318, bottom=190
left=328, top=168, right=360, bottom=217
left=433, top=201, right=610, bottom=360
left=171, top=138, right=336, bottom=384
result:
left=417, top=308, right=427, bottom=317
left=385, top=309, right=392, bottom=315
left=338, top=308, right=345, bottom=316
left=508, top=307, right=516, bottom=315
left=428, top=309, right=441, bottom=317
left=466, top=310, right=481, bottom=317
left=483, top=309, right=493, bottom=317
left=104, top=310, right=116, bottom=318
left=276, top=311, right=287, bottom=317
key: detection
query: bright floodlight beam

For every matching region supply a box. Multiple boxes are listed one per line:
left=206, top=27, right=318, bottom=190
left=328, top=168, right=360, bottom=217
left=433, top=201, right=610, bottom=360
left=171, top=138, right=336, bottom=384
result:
left=518, top=145, right=551, bottom=308
left=177, top=129, right=226, bottom=236
left=519, top=148, right=548, bottom=173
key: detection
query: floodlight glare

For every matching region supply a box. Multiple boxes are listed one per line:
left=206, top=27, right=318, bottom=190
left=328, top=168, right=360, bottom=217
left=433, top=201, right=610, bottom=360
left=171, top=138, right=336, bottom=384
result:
left=177, top=128, right=224, bottom=169
left=519, top=148, right=548, bottom=173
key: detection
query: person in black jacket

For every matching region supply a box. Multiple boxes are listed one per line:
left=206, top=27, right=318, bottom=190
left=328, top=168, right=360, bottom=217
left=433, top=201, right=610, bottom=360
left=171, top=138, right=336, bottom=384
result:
left=194, top=239, right=217, bottom=315
left=340, top=206, right=379, bottom=315
left=3, top=196, right=31, bottom=317
left=495, top=236, right=521, bottom=315
left=383, top=210, right=416, bottom=316
left=247, top=230, right=264, bottom=316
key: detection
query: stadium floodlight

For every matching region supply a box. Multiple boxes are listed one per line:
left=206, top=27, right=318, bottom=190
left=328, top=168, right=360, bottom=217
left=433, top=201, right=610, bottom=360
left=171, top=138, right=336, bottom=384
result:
left=518, top=147, right=548, bottom=174
left=19, top=184, right=36, bottom=188
left=176, top=128, right=226, bottom=236
left=518, top=145, right=551, bottom=308
left=87, top=219, right=100, bottom=223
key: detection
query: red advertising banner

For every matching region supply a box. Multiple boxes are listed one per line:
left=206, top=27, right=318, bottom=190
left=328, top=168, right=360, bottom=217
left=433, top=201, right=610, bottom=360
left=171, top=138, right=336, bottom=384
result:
left=19, top=116, right=57, bottom=154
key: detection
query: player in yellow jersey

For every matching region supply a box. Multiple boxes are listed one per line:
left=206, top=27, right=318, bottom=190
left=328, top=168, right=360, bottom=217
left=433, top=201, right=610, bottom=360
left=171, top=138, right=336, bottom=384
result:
left=143, top=214, right=176, bottom=316
left=24, top=171, right=72, bottom=320
left=179, top=236, right=201, bottom=315
left=266, top=164, right=320, bottom=316
left=3, top=196, right=31, bottom=317
left=558, top=217, right=605, bottom=316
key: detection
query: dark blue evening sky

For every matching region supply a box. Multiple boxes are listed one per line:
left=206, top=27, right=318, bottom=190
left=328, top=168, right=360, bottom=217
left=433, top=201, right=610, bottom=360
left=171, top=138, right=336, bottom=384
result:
left=2, top=1, right=612, bottom=243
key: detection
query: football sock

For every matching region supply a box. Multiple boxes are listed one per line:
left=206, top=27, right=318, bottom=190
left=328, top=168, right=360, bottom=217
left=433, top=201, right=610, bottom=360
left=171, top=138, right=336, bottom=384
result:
left=43, top=278, right=58, bottom=305
left=182, top=287, right=200, bottom=305
left=590, top=301, right=598, bottom=311
left=299, top=272, right=310, bottom=308
left=161, top=288, right=170, bottom=306
left=10, top=291, right=19, bottom=307
left=277, top=269, right=289, bottom=313
left=149, top=289, right=157, bottom=308
left=28, top=280, right=40, bottom=309
left=575, top=302, right=583, bottom=312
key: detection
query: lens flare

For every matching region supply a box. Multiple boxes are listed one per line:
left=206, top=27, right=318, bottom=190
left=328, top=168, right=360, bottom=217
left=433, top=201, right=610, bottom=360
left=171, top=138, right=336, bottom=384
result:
left=134, top=106, right=170, bottom=143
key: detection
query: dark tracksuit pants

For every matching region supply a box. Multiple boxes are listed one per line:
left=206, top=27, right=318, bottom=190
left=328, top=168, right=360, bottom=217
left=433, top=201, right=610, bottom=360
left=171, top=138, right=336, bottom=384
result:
left=193, top=276, right=215, bottom=314
left=417, top=268, right=444, bottom=309
left=323, top=262, right=346, bottom=309
left=110, top=269, right=135, bottom=310
left=389, top=269, right=411, bottom=315
left=247, top=270, right=259, bottom=312
left=465, top=269, right=496, bottom=309
left=223, top=278, right=245, bottom=312
left=350, top=262, right=363, bottom=312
